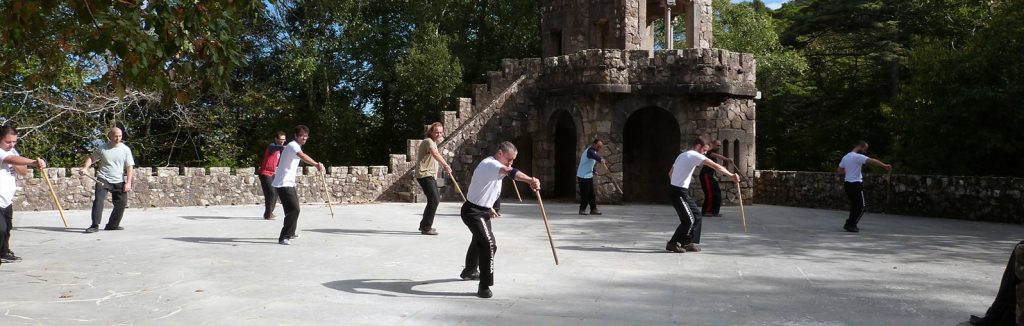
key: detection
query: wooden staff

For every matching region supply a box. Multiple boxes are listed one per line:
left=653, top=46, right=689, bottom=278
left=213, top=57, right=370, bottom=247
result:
left=38, top=167, right=68, bottom=228
left=511, top=178, right=523, bottom=202
left=447, top=171, right=467, bottom=202
left=533, top=189, right=559, bottom=265
left=729, top=161, right=747, bottom=233
left=601, top=163, right=623, bottom=195
left=320, top=170, right=335, bottom=219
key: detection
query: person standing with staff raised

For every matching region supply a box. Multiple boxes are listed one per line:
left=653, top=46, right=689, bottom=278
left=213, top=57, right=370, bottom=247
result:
left=272, top=125, right=325, bottom=245
left=459, top=141, right=540, bottom=298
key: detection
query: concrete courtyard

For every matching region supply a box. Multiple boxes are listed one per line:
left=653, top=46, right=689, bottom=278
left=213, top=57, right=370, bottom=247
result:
left=0, top=200, right=1019, bottom=325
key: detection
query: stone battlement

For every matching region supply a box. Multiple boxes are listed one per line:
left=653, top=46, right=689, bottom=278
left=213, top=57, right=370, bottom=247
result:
left=538, top=48, right=757, bottom=96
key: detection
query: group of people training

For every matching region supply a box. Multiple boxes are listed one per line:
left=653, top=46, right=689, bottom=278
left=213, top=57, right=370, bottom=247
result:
left=2, top=123, right=1017, bottom=311
left=0, top=126, right=134, bottom=266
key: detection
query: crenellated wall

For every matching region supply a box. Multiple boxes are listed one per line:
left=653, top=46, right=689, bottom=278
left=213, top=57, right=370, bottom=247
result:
left=754, top=170, right=1024, bottom=224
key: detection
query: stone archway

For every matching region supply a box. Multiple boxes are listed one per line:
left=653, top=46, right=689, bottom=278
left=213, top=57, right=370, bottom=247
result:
left=623, top=106, right=681, bottom=203
left=552, top=110, right=578, bottom=199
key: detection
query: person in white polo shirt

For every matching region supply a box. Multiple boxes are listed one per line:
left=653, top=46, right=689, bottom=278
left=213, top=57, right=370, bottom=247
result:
left=459, top=141, right=540, bottom=298
left=0, top=125, right=47, bottom=264
left=665, top=138, right=738, bottom=253
left=272, top=125, right=325, bottom=245
left=837, top=141, right=891, bottom=233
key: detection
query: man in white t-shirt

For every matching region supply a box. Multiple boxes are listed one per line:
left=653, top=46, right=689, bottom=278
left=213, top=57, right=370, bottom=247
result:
left=837, top=141, right=891, bottom=232
left=0, top=126, right=48, bottom=264
left=460, top=141, right=540, bottom=298
left=272, top=125, right=325, bottom=245
left=79, top=127, right=135, bottom=233
left=665, top=138, right=739, bottom=253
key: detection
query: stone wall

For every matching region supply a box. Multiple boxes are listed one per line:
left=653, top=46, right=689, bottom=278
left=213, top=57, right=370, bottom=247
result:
left=13, top=165, right=403, bottom=211
left=754, top=170, right=1024, bottom=224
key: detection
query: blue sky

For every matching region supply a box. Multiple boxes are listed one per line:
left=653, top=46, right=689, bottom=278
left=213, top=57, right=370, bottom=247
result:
left=732, top=0, right=789, bottom=9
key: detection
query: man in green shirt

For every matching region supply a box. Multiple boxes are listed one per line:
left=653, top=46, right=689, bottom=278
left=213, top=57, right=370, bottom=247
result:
left=79, top=127, right=135, bottom=233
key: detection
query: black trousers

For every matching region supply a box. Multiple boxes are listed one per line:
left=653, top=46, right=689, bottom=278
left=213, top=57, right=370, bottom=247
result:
left=699, top=172, right=722, bottom=215
left=258, top=175, right=278, bottom=217
left=417, top=176, right=440, bottom=230
left=1, top=205, right=12, bottom=255
left=844, top=182, right=865, bottom=228
left=578, top=177, right=597, bottom=212
left=974, top=241, right=1023, bottom=326
left=668, top=185, right=703, bottom=245
left=91, top=181, right=127, bottom=229
left=276, top=187, right=300, bottom=241
left=462, top=202, right=496, bottom=287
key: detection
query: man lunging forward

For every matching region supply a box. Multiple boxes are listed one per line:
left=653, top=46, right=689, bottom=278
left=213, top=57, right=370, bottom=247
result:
left=460, top=141, right=541, bottom=298
left=272, top=125, right=325, bottom=245
left=666, top=138, right=739, bottom=253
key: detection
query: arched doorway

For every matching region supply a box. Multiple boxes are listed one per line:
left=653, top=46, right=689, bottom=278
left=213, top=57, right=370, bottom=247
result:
left=552, top=111, right=578, bottom=199
left=623, top=107, right=680, bottom=203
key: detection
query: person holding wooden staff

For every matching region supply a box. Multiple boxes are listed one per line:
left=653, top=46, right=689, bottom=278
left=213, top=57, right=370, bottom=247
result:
left=272, top=125, right=324, bottom=245
left=665, top=138, right=738, bottom=253
left=415, top=122, right=452, bottom=236
left=460, top=141, right=540, bottom=298
left=699, top=140, right=732, bottom=217
left=79, top=127, right=134, bottom=234
left=576, top=139, right=606, bottom=215
left=0, top=126, right=47, bottom=264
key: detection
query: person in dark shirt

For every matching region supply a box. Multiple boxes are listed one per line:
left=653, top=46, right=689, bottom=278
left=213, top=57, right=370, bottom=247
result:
left=699, top=140, right=731, bottom=217
left=257, top=131, right=286, bottom=220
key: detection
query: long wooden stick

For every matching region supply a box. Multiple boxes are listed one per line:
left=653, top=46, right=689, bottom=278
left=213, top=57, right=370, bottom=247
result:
left=511, top=179, right=523, bottom=202
left=533, top=189, right=559, bottom=265
left=39, top=167, right=69, bottom=228
left=729, top=161, right=747, bottom=233
left=320, top=170, right=334, bottom=219
left=447, top=172, right=467, bottom=202
left=601, top=163, right=623, bottom=195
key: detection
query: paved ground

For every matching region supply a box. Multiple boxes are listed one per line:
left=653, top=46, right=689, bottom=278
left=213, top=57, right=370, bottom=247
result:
left=0, top=200, right=1019, bottom=325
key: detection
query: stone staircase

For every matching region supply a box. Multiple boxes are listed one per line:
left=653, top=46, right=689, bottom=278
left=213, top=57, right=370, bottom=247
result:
left=384, top=58, right=542, bottom=203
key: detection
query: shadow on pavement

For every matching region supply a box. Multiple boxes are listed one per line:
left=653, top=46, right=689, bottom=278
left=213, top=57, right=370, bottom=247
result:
left=557, top=245, right=665, bottom=254
left=165, top=237, right=278, bottom=245
left=306, top=228, right=422, bottom=236
left=322, top=278, right=477, bottom=298
left=17, top=226, right=88, bottom=233
left=179, top=216, right=262, bottom=220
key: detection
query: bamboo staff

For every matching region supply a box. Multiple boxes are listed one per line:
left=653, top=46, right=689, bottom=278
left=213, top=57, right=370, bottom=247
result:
left=601, top=163, right=623, bottom=195
left=447, top=171, right=467, bottom=202
left=38, top=167, right=68, bottom=228
left=729, top=162, right=747, bottom=233
left=320, top=170, right=334, bottom=219
left=511, top=178, right=523, bottom=202
left=532, top=189, right=559, bottom=265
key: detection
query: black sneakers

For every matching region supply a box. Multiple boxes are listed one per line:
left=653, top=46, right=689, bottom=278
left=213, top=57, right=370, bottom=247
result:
left=683, top=243, right=702, bottom=252
left=420, top=228, right=438, bottom=235
left=477, top=286, right=493, bottom=298
left=84, top=227, right=99, bottom=233
left=578, top=210, right=588, bottom=215
left=104, top=226, right=124, bottom=231
left=1, top=252, right=21, bottom=263
left=589, top=210, right=602, bottom=215
left=460, top=269, right=480, bottom=280
left=665, top=242, right=686, bottom=253
left=843, top=225, right=860, bottom=233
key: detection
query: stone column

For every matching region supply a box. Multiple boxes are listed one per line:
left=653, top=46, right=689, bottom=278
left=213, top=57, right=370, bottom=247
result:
left=685, top=0, right=713, bottom=48
left=665, top=0, right=674, bottom=50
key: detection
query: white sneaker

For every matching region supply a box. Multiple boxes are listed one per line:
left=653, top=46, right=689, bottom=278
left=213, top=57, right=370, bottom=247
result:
left=279, top=239, right=291, bottom=245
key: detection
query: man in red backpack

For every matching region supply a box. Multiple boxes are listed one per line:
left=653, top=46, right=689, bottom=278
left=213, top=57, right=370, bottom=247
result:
left=258, top=131, right=287, bottom=220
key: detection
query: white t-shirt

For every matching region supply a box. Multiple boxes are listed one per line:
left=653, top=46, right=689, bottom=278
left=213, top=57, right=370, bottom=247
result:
left=839, top=152, right=870, bottom=182
left=670, top=150, right=707, bottom=188
left=466, top=156, right=507, bottom=208
left=271, top=141, right=303, bottom=188
left=0, top=148, right=20, bottom=208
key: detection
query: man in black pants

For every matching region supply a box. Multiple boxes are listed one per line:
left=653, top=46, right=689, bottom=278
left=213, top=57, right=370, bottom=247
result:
left=666, top=138, right=738, bottom=253
left=80, top=127, right=135, bottom=233
left=959, top=241, right=1022, bottom=326
left=415, top=122, right=453, bottom=235
left=699, top=140, right=732, bottom=217
left=575, top=139, right=606, bottom=215
left=0, top=126, right=48, bottom=263
left=460, top=141, right=540, bottom=298
left=836, top=141, right=892, bottom=232
left=271, top=125, right=325, bottom=245
left=257, top=131, right=286, bottom=220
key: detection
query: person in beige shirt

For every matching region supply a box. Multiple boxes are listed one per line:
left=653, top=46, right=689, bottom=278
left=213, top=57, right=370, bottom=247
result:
left=415, top=122, right=452, bottom=235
